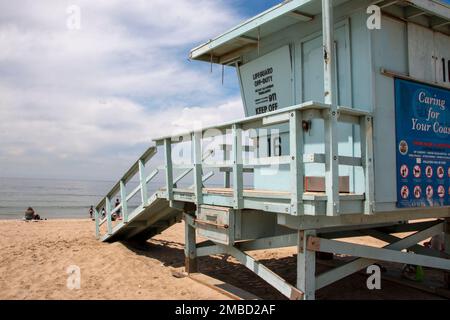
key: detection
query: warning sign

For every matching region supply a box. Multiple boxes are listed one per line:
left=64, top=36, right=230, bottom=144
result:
left=395, top=78, right=450, bottom=208
left=239, top=46, right=293, bottom=116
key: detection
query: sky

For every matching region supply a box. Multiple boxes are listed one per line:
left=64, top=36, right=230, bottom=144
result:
left=0, top=0, right=283, bottom=180
left=0, top=0, right=449, bottom=181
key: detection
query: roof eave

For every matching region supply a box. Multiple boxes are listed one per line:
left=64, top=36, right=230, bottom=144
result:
left=189, top=0, right=313, bottom=62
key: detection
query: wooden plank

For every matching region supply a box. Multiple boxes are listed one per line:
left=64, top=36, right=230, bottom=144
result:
left=263, top=112, right=290, bottom=126
left=174, top=187, right=361, bottom=201
left=189, top=273, right=260, bottom=300
left=244, top=155, right=291, bottom=166
left=304, top=176, right=350, bottom=193
left=303, top=153, right=362, bottom=167
left=237, top=233, right=298, bottom=251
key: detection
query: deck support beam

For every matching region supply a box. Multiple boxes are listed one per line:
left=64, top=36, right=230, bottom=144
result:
left=237, top=233, right=298, bottom=251
left=309, top=222, right=450, bottom=291
left=222, top=245, right=304, bottom=300
left=184, top=213, right=198, bottom=273
left=197, top=245, right=227, bottom=257
left=297, top=230, right=316, bottom=300
left=189, top=219, right=450, bottom=300
left=315, top=221, right=446, bottom=290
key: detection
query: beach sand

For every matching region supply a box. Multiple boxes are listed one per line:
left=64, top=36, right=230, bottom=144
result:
left=0, top=219, right=225, bottom=300
left=0, top=219, right=447, bottom=300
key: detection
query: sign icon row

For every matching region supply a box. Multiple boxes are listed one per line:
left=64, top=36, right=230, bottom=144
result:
left=400, top=165, right=449, bottom=179
left=400, top=185, right=448, bottom=199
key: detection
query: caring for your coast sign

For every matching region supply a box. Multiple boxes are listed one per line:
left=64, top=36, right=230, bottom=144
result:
left=395, top=78, right=450, bottom=208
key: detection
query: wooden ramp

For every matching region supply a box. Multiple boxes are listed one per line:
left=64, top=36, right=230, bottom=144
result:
left=100, top=193, right=183, bottom=243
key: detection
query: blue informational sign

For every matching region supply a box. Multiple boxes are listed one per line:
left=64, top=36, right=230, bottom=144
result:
left=395, top=78, right=450, bottom=208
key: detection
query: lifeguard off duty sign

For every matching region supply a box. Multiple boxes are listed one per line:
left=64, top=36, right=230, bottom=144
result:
left=395, top=79, right=450, bottom=208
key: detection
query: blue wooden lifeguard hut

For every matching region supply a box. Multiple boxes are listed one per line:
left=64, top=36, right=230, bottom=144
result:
left=95, top=0, right=450, bottom=299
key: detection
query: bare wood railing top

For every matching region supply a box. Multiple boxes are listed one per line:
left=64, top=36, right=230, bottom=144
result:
left=152, top=101, right=371, bottom=143
left=95, top=146, right=157, bottom=211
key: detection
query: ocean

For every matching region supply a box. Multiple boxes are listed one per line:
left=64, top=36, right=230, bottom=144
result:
left=0, top=177, right=160, bottom=220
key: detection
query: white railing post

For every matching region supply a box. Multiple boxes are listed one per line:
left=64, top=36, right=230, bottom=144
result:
left=106, top=196, right=112, bottom=235
left=232, top=124, right=243, bottom=209
left=290, top=110, right=304, bottom=216
left=223, top=144, right=231, bottom=188
left=192, top=131, right=203, bottom=205
left=94, top=208, right=100, bottom=239
left=120, top=180, right=128, bottom=223
left=324, top=111, right=340, bottom=216
left=360, top=115, right=375, bottom=214
left=164, top=138, right=174, bottom=201
left=297, top=230, right=316, bottom=300
left=322, top=0, right=340, bottom=216
left=138, top=159, right=148, bottom=205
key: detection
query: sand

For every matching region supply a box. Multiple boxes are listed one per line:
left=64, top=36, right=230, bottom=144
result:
left=0, top=219, right=226, bottom=300
left=0, top=219, right=447, bottom=300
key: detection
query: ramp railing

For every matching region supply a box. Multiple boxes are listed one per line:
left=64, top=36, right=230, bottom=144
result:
left=94, top=145, right=216, bottom=239
left=153, top=101, right=374, bottom=217
left=94, top=146, right=159, bottom=238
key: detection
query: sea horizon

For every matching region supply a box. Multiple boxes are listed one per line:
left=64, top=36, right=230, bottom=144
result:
left=0, top=176, right=159, bottom=220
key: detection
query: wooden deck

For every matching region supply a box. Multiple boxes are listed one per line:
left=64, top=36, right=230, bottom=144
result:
left=169, top=187, right=363, bottom=201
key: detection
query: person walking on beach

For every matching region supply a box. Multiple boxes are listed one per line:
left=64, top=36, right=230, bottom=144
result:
left=114, top=198, right=121, bottom=220
left=89, top=206, right=94, bottom=220
left=101, top=207, right=106, bottom=219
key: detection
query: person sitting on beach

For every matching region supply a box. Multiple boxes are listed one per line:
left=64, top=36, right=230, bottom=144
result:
left=24, top=207, right=41, bottom=221
left=24, top=207, right=35, bottom=221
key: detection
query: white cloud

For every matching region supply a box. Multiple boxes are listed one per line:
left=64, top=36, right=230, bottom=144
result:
left=0, top=0, right=245, bottom=179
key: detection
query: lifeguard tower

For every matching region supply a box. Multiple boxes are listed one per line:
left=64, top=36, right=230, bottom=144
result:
left=95, top=0, right=450, bottom=299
